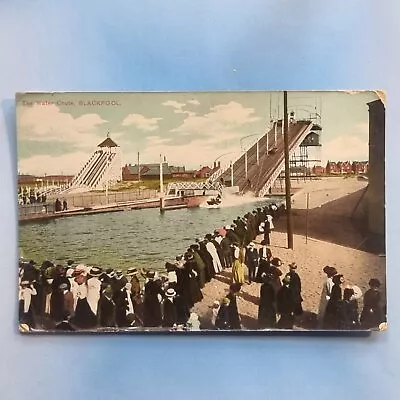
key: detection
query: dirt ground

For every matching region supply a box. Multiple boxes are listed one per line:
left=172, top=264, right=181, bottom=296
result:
left=193, top=177, right=386, bottom=330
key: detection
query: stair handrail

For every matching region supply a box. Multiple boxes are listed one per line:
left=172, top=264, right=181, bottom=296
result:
left=257, top=122, right=314, bottom=197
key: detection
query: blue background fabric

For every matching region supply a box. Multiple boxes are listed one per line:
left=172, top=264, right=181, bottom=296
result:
left=0, top=1, right=399, bottom=399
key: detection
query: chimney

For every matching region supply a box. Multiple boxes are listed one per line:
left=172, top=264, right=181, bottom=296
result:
left=218, top=161, right=221, bottom=168
left=213, top=161, right=216, bottom=169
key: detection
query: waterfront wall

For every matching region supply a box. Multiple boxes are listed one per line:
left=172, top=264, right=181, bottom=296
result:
left=51, top=188, right=159, bottom=208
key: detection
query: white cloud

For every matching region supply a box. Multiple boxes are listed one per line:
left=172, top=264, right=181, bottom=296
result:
left=187, top=99, right=200, bottom=105
left=173, top=101, right=261, bottom=137
left=18, top=104, right=107, bottom=149
left=18, top=151, right=93, bottom=176
left=127, top=135, right=242, bottom=170
left=322, top=135, right=368, bottom=163
left=121, top=113, right=161, bottom=131
left=162, top=100, right=186, bottom=109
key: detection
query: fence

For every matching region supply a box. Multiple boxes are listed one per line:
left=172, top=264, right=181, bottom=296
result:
left=49, top=189, right=159, bottom=208
left=19, top=202, right=56, bottom=219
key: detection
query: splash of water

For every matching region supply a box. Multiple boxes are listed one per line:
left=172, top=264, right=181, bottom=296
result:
left=200, top=190, right=263, bottom=209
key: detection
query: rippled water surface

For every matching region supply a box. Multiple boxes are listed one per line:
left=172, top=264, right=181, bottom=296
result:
left=19, top=199, right=280, bottom=271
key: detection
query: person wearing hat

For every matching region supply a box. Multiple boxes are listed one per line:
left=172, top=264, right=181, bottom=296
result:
left=50, top=265, right=70, bottom=323
left=245, top=242, right=259, bottom=283
left=126, top=268, right=141, bottom=304
left=19, top=280, right=37, bottom=328
left=323, top=274, right=345, bottom=329
left=87, top=267, right=102, bottom=317
left=338, top=287, right=360, bottom=330
left=285, top=263, right=303, bottom=316
left=215, top=297, right=230, bottom=330
left=276, top=275, right=295, bottom=329
left=98, top=284, right=116, bottom=328
left=209, top=234, right=226, bottom=270
left=204, top=234, right=223, bottom=275
left=196, top=239, right=214, bottom=282
left=226, top=284, right=241, bottom=330
left=143, top=271, right=164, bottom=327
left=360, top=278, right=384, bottom=329
left=70, top=268, right=97, bottom=329
left=219, top=230, right=234, bottom=269
left=232, top=245, right=246, bottom=287
left=258, top=272, right=277, bottom=328
left=162, top=288, right=178, bottom=328
left=224, top=225, right=240, bottom=246
left=180, top=253, right=203, bottom=310
left=189, top=246, right=206, bottom=289
left=318, top=266, right=338, bottom=327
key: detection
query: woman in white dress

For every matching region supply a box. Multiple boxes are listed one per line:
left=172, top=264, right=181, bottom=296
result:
left=318, top=266, right=337, bottom=327
left=205, top=235, right=222, bottom=274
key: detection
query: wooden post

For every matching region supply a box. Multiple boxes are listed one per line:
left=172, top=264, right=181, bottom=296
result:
left=244, top=149, right=248, bottom=179
left=230, top=161, right=234, bottom=187
left=306, top=192, right=310, bottom=244
left=138, top=152, right=141, bottom=182
left=283, top=91, right=294, bottom=249
left=159, top=154, right=165, bottom=211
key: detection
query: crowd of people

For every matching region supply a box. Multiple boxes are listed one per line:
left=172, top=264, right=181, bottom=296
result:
left=18, top=189, right=47, bottom=205
left=18, top=202, right=385, bottom=332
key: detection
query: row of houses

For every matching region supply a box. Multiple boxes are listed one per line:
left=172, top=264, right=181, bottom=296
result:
left=312, top=161, right=368, bottom=176
left=121, top=161, right=221, bottom=181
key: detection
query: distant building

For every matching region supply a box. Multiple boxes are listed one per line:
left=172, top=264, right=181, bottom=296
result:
left=352, top=161, right=369, bottom=174
left=122, top=163, right=172, bottom=181
left=325, top=160, right=368, bottom=175
left=195, top=162, right=220, bottom=178
left=312, top=165, right=326, bottom=176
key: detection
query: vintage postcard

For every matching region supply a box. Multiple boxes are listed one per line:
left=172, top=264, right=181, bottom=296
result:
left=16, top=91, right=386, bottom=333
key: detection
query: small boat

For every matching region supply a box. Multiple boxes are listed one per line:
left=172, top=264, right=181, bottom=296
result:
left=206, top=195, right=222, bottom=206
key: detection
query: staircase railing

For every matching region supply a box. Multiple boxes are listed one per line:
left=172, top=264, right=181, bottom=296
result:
left=257, top=121, right=314, bottom=197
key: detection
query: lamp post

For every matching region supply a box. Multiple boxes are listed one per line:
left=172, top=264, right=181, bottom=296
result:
left=230, top=161, right=234, bottom=187
left=283, top=91, right=294, bottom=249
left=244, top=148, right=248, bottom=179
left=159, top=154, right=165, bottom=211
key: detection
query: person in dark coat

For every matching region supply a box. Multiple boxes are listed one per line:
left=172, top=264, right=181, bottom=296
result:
left=98, top=285, right=116, bottom=327
left=190, top=245, right=207, bottom=288
left=225, top=225, right=240, bottom=247
left=257, top=240, right=272, bottom=282
left=197, top=239, right=214, bottom=282
left=215, top=297, right=231, bottom=330
left=245, top=242, right=259, bottom=283
left=220, top=231, right=233, bottom=268
left=143, top=272, right=163, bottom=327
left=360, top=278, right=384, bottom=329
left=276, top=275, right=295, bottom=329
left=55, top=198, right=62, bottom=212
left=258, top=272, right=277, bottom=328
left=226, top=284, right=241, bottom=329
left=323, top=274, right=345, bottom=330
left=184, top=253, right=203, bottom=307
left=55, top=312, right=75, bottom=331
left=285, top=263, right=303, bottom=316
left=339, top=288, right=360, bottom=330
left=162, top=288, right=178, bottom=328
left=50, top=266, right=71, bottom=322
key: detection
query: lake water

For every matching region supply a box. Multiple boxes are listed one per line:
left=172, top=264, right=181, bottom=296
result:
left=19, top=197, right=282, bottom=272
